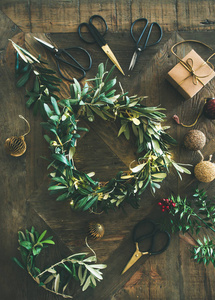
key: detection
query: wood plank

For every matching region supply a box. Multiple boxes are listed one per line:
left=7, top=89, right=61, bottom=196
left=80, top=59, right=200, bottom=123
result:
left=74, top=122, right=129, bottom=181
left=2, top=0, right=215, bottom=34
left=79, top=0, right=116, bottom=29
left=2, top=2, right=215, bottom=298
left=29, top=0, right=80, bottom=33
left=0, top=10, right=28, bottom=300
left=0, top=0, right=192, bottom=33
left=177, top=0, right=215, bottom=31
left=24, top=31, right=215, bottom=300
left=131, top=0, right=177, bottom=32
left=113, top=0, right=131, bottom=32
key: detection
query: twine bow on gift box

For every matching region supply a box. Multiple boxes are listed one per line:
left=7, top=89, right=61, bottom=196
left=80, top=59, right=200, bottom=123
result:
left=171, top=40, right=215, bottom=87
left=180, top=58, right=205, bottom=86
left=171, top=40, right=215, bottom=127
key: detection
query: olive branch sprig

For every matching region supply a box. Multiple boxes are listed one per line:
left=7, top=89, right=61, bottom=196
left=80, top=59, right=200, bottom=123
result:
left=13, top=227, right=107, bottom=298
left=11, top=40, right=62, bottom=118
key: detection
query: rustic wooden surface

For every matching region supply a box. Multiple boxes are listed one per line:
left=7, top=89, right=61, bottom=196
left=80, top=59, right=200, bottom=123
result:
left=1, top=1, right=215, bottom=300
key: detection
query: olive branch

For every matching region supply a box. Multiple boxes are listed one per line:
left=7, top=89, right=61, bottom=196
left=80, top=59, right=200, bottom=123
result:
left=13, top=227, right=107, bottom=298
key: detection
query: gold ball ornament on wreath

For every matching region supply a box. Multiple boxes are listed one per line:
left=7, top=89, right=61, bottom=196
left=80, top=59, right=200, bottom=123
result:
left=194, top=151, right=215, bottom=183
left=183, top=129, right=206, bottom=151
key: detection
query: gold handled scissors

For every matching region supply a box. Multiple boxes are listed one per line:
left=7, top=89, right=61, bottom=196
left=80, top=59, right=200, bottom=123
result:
left=78, top=15, right=125, bottom=75
left=122, top=219, right=170, bottom=274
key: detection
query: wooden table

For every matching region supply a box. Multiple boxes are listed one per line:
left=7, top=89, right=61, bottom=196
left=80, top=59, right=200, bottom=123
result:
left=1, top=1, right=215, bottom=299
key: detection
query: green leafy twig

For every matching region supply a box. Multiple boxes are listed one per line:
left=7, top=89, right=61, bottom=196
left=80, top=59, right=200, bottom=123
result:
left=11, top=40, right=62, bottom=118
left=159, top=188, right=215, bottom=267
left=13, top=227, right=107, bottom=298
left=191, top=237, right=215, bottom=266
left=162, top=190, right=215, bottom=235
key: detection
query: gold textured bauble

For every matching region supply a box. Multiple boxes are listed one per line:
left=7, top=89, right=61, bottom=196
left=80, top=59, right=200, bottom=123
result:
left=88, top=222, right=105, bottom=240
left=184, top=130, right=206, bottom=151
left=4, top=115, right=30, bottom=157
left=4, top=136, right=26, bottom=157
left=194, top=161, right=215, bottom=183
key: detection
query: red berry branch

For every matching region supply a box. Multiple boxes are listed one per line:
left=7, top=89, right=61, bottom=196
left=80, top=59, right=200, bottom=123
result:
left=158, top=198, right=176, bottom=212
left=158, top=189, right=215, bottom=267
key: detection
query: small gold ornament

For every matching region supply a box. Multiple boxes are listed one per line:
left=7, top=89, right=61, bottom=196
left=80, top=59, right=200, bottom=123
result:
left=88, top=222, right=105, bottom=240
left=5, top=115, right=30, bottom=157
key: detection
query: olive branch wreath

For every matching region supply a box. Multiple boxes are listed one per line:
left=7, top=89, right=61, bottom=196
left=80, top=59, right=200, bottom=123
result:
left=11, top=40, right=191, bottom=213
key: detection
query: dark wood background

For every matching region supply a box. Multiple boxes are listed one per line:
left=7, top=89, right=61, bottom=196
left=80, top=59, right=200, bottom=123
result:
left=1, top=1, right=215, bottom=299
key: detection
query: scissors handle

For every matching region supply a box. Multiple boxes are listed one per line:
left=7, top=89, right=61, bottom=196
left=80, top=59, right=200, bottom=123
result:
left=145, top=22, right=163, bottom=48
left=130, top=18, right=149, bottom=44
left=133, top=219, right=170, bottom=255
left=78, top=15, right=108, bottom=46
left=55, top=47, right=92, bottom=82
left=130, top=18, right=163, bottom=51
left=137, top=230, right=170, bottom=255
left=133, top=219, right=156, bottom=242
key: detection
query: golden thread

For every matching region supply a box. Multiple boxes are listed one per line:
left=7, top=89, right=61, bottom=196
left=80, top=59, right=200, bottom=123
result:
left=179, top=98, right=207, bottom=128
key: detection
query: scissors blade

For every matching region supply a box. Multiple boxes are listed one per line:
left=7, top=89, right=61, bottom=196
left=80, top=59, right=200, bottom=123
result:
left=101, top=44, right=125, bottom=75
left=128, top=49, right=142, bottom=71
left=34, top=37, right=58, bottom=53
left=121, top=243, right=148, bottom=274
left=128, top=51, right=138, bottom=71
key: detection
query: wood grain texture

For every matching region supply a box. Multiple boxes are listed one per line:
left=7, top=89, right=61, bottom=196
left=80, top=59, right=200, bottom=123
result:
left=2, top=0, right=215, bottom=33
left=17, top=31, right=215, bottom=300
left=0, top=10, right=27, bottom=300
left=177, top=0, right=215, bottom=31
left=2, top=1, right=215, bottom=299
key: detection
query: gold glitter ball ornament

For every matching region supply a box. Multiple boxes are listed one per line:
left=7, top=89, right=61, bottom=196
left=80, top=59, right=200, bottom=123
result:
left=88, top=222, right=105, bottom=240
left=194, top=152, right=215, bottom=183
left=4, top=115, right=30, bottom=157
left=183, top=129, right=206, bottom=151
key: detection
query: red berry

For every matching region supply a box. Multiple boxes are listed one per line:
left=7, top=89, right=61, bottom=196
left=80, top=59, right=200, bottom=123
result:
left=166, top=206, right=170, bottom=210
left=172, top=203, right=176, bottom=207
left=161, top=208, right=165, bottom=212
left=162, top=205, right=165, bottom=209
left=158, top=202, right=162, bottom=206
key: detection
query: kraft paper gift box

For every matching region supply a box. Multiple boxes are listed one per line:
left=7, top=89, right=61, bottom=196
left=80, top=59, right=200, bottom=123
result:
left=167, top=49, right=215, bottom=100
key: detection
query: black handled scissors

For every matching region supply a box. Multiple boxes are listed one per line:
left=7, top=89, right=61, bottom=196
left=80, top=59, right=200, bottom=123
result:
left=122, top=219, right=170, bottom=274
left=34, top=37, right=92, bottom=82
left=128, top=18, right=163, bottom=71
left=78, top=15, right=125, bottom=75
